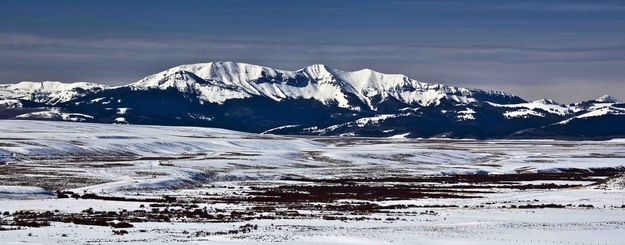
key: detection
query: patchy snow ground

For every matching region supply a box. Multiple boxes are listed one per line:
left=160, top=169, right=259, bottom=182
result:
left=1, top=120, right=624, bottom=244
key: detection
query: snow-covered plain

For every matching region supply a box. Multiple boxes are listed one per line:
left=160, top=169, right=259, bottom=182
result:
left=1, top=120, right=624, bottom=244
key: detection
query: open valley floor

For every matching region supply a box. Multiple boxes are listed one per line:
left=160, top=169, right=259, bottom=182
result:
left=1, top=120, right=624, bottom=244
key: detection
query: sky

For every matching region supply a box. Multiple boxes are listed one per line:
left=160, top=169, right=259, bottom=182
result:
left=1, top=0, right=624, bottom=103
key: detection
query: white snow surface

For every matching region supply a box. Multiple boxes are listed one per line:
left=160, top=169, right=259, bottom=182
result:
left=488, top=100, right=571, bottom=116
left=130, top=62, right=513, bottom=109
left=504, top=109, right=545, bottom=118
left=0, top=81, right=106, bottom=105
left=0, top=99, right=22, bottom=108
left=1, top=120, right=624, bottom=190
left=488, top=97, right=625, bottom=121
left=1, top=120, right=625, bottom=244
left=456, top=108, right=476, bottom=120
left=306, top=112, right=412, bottom=134
left=4, top=63, right=623, bottom=128
left=558, top=104, right=625, bottom=124
left=595, top=95, right=621, bottom=103
left=15, top=108, right=93, bottom=122
left=576, top=106, right=625, bottom=119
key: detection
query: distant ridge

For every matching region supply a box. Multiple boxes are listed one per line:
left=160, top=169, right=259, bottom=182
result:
left=1, top=62, right=623, bottom=139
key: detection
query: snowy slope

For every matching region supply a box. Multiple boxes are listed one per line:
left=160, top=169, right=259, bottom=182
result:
left=15, top=108, right=94, bottom=122
left=130, top=62, right=520, bottom=110
left=0, top=62, right=623, bottom=139
left=0, top=99, right=22, bottom=108
left=557, top=96, right=625, bottom=124
left=488, top=99, right=571, bottom=118
left=0, top=81, right=106, bottom=105
left=594, top=95, right=621, bottom=103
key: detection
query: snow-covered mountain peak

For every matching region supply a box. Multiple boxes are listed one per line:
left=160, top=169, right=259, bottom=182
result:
left=532, top=98, right=559, bottom=105
left=302, top=63, right=333, bottom=74
left=337, top=68, right=415, bottom=89
left=9, top=81, right=102, bottom=91
left=0, top=81, right=106, bottom=104
left=1, top=62, right=623, bottom=139
left=139, top=70, right=211, bottom=90
left=128, top=62, right=524, bottom=109
left=135, top=62, right=285, bottom=87
left=595, top=95, right=620, bottom=103
left=299, top=64, right=340, bottom=84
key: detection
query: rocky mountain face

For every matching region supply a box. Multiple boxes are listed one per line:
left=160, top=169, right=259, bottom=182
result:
left=1, top=62, right=623, bottom=139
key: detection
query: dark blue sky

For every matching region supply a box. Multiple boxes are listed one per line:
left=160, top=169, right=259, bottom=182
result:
left=1, top=0, right=624, bottom=102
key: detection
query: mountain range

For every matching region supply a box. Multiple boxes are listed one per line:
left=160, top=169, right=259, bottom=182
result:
left=1, top=62, right=623, bottom=139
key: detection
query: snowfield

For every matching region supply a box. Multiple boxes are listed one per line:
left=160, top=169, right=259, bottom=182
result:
left=1, top=120, right=625, bottom=244
left=0, top=81, right=106, bottom=105
left=129, top=62, right=501, bottom=109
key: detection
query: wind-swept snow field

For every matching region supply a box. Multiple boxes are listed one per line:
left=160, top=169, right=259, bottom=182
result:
left=1, top=120, right=625, bottom=244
